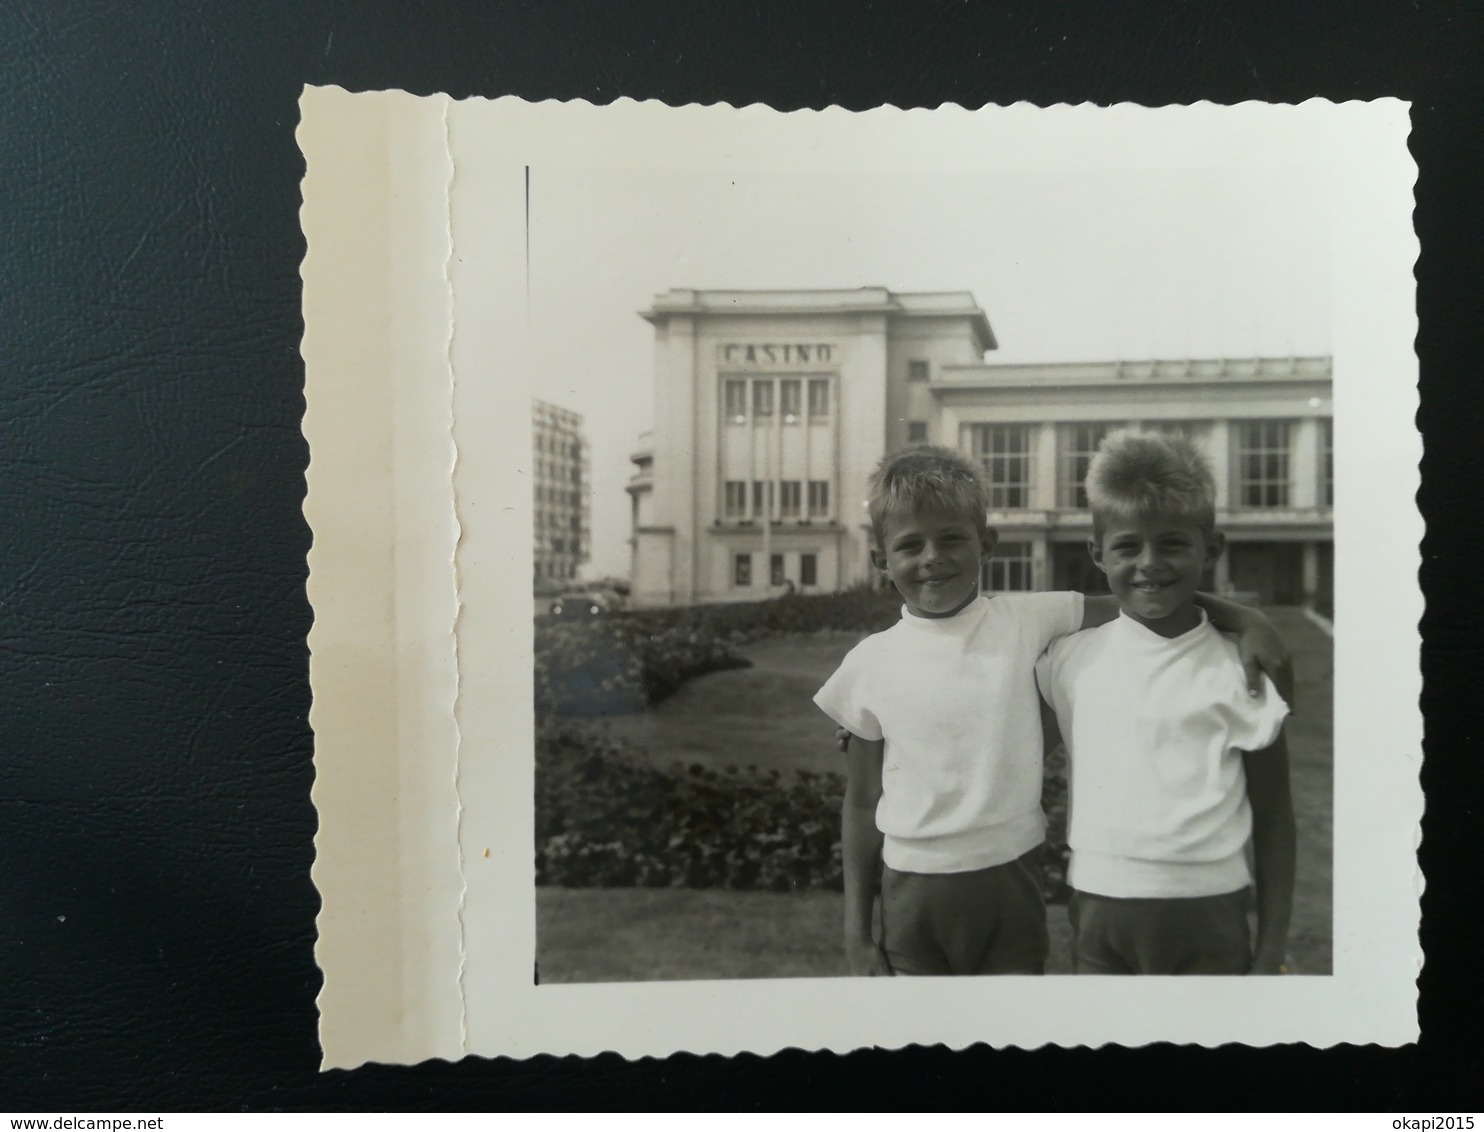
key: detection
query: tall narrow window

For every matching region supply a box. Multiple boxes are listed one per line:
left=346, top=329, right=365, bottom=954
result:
left=907, top=360, right=930, bottom=383
left=807, top=379, right=830, bottom=418
left=780, top=379, right=802, bottom=420
left=907, top=421, right=928, bottom=445
left=800, top=553, right=818, bottom=587
left=1058, top=422, right=1112, bottom=509
left=723, top=379, right=747, bottom=422
left=808, top=480, right=830, bottom=518
left=1323, top=418, right=1334, bottom=507
left=770, top=553, right=785, bottom=586
left=982, top=541, right=1035, bottom=593
left=779, top=481, right=802, bottom=518
left=965, top=424, right=1031, bottom=509
left=751, top=481, right=775, bottom=518
left=724, top=480, right=747, bottom=519
left=1235, top=420, right=1292, bottom=508
left=752, top=380, right=774, bottom=418
left=734, top=553, right=752, bottom=587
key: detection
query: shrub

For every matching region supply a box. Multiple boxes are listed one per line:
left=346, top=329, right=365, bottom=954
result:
left=1040, top=744, right=1071, bottom=904
left=603, top=585, right=903, bottom=643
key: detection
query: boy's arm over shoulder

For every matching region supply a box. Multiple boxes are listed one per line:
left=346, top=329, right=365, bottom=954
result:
left=1080, top=593, right=1120, bottom=630
left=1000, top=589, right=1086, bottom=649
left=1218, top=634, right=1292, bottom=753
left=1198, top=594, right=1295, bottom=703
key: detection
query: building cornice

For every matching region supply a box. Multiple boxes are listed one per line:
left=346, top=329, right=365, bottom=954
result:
left=640, top=287, right=996, bottom=352
left=931, top=356, right=1331, bottom=393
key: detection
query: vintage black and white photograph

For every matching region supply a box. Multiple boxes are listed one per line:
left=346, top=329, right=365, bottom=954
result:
left=523, top=140, right=1336, bottom=986
left=303, top=92, right=1418, bottom=1063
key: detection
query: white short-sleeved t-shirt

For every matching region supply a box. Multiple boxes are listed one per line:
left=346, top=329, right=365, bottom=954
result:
left=814, top=592, right=1083, bottom=874
left=1035, top=610, right=1290, bottom=898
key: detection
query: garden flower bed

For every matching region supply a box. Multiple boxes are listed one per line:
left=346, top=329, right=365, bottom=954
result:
left=536, top=723, right=845, bottom=891
left=534, top=588, right=1072, bottom=899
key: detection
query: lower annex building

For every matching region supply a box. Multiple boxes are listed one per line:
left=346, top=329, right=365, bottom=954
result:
left=626, top=288, right=1332, bottom=608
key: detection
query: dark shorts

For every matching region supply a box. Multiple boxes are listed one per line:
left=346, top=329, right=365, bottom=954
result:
left=880, top=848, right=1049, bottom=976
left=1068, top=888, right=1252, bottom=975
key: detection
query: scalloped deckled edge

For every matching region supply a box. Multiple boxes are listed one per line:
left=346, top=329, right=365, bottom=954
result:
left=303, top=86, right=464, bottom=1070
left=305, top=90, right=1422, bottom=1066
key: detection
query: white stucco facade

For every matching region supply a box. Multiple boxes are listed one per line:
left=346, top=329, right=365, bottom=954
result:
left=627, top=288, right=1333, bottom=608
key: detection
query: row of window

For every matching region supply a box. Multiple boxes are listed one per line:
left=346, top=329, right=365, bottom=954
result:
left=535, top=485, right=584, bottom=508
left=733, top=552, right=819, bottom=588
left=534, top=434, right=581, bottom=460
left=956, top=419, right=1334, bottom=511
left=984, top=542, right=1035, bottom=593
left=722, top=365, right=937, bottom=425
left=722, top=480, right=831, bottom=520
left=723, top=378, right=831, bottom=423
left=534, top=458, right=582, bottom=485
left=729, top=547, right=1034, bottom=592
left=535, top=512, right=584, bottom=532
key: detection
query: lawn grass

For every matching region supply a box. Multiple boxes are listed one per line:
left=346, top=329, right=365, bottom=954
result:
left=1274, top=607, right=1334, bottom=974
left=542, top=606, right=1333, bottom=981
left=586, top=634, right=858, bottom=776
left=537, top=886, right=1077, bottom=982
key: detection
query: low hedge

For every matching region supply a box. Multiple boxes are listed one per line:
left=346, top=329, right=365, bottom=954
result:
left=604, top=585, right=903, bottom=643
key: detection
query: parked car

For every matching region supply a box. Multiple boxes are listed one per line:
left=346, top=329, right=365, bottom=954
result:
left=548, top=588, right=623, bottom=618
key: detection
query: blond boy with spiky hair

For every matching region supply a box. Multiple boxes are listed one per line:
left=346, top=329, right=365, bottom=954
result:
left=815, top=445, right=1291, bottom=977
left=1036, top=430, right=1296, bottom=975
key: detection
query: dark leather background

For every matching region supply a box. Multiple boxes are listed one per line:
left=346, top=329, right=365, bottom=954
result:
left=1, top=0, right=1479, bottom=1111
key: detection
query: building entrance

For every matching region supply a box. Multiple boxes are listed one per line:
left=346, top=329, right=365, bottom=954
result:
left=1227, top=542, right=1304, bottom=605
left=1050, top=541, right=1108, bottom=596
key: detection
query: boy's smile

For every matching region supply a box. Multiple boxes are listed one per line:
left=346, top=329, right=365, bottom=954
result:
left=873, top=506, right=996, bottom=619
left=1091, top=512, right=1223, bottom=637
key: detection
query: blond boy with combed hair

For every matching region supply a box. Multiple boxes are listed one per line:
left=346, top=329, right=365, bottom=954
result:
left=1036, top=430, right=1296, bottom=974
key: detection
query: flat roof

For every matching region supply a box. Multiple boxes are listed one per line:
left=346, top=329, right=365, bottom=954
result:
left=933, top=355, right=1332, bottom=391
left=640, top=287, right=996, bottom=352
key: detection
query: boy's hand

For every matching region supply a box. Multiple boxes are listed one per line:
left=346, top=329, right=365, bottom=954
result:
left=1235, top=613, right=1295, bottom=705
left=836, top=727, right=853, bottom=754
left=846, top=934, right=893, bottom=977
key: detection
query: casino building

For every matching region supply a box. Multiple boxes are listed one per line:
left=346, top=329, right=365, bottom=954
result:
left=626, top=288, right=1332, bottom=609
